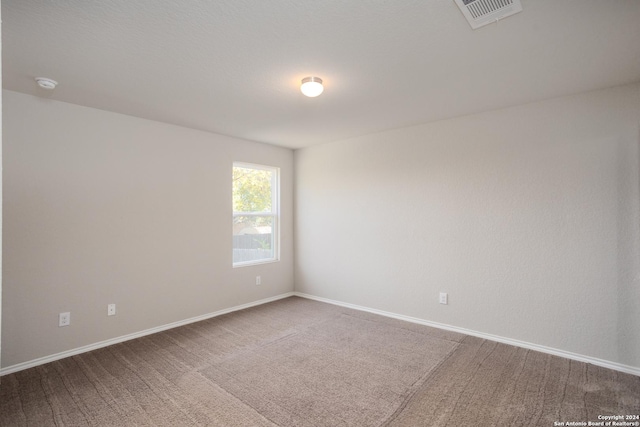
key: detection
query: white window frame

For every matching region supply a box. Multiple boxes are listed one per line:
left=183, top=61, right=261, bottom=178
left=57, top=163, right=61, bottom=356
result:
left=232, top=162, right=280, bottom=267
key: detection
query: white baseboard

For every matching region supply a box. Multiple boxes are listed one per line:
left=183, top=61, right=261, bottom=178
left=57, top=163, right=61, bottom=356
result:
left=294, top=292, right=640, bottom=377
left=0, top=292, right=295, bottom=376
left=4, top=291, right=638, bottom=378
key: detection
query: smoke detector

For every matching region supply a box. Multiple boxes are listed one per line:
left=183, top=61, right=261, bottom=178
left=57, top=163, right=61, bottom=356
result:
left=454, top=0, right=522, bottom=29
left=35, top=77, right=58, bottom=90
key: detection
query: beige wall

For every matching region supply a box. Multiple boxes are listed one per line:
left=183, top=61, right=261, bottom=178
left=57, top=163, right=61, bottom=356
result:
left=295, top=83, right=640, bottom=369
left=2, top=90, right=294, bottom=368
left=4, top=83, right=640, bottom=371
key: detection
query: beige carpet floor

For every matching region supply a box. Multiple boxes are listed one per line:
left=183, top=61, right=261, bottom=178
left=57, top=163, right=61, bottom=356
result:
left=0, top=296, right=638, bottom=426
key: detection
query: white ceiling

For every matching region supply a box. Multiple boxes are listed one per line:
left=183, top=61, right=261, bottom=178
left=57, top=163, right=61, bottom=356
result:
left=3, top=0, right=640, bottom=149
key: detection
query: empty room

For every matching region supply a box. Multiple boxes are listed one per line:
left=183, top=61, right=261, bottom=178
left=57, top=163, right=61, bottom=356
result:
left=1, top=0, right=639, bottom=426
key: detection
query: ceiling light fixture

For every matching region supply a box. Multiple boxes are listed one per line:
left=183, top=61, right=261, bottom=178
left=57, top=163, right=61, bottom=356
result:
left=35, top=77, right=58, bottom=90
left=300, top=77, right=323, bottom=97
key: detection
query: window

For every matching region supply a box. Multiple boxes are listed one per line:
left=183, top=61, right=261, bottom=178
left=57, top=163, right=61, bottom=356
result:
left=233, top=163, right=279, bottom=266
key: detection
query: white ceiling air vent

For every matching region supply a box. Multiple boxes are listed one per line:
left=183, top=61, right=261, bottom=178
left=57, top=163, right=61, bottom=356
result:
left=454, top=0, right=523, bottom=29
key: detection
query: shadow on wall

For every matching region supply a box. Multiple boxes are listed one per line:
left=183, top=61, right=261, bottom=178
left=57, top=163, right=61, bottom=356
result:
left=616, top=133, right=640, bottom=366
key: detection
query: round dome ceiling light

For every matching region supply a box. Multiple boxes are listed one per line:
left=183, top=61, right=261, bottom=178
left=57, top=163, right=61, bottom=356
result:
left=35, top=77, right=58, bottom=90
left=300, top=76, right=323, bottom=97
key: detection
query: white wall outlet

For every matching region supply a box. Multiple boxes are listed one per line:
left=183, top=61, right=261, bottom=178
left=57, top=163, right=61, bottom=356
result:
left=59, top=312, right=71, bottom=327
left=107, top=304, right=116, bottom=316
left=439, top=292, right=448, bottom=305
left=256, top=275, right=261, bottom=285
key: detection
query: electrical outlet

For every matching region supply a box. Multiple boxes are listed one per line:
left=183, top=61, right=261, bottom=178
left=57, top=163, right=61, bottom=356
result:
left=107, top=304, right=116, bottom=316
left=439, top=292, right=448, bottom=305
left=59, top=312, right=71, bottom=327
left=256, top=276, right=261, bottom=285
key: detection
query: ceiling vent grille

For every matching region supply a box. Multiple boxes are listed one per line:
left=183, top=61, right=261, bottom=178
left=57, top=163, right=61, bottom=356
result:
left=454, top=0, right=523, bottom=29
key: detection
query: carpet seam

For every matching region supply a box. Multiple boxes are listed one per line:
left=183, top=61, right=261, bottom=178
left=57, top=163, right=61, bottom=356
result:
left=378, top=340, right=462, bottom=427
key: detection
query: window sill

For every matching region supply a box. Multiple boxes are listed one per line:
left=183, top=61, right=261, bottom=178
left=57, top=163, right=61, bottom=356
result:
left=233, top=258, right=280, bottom=268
